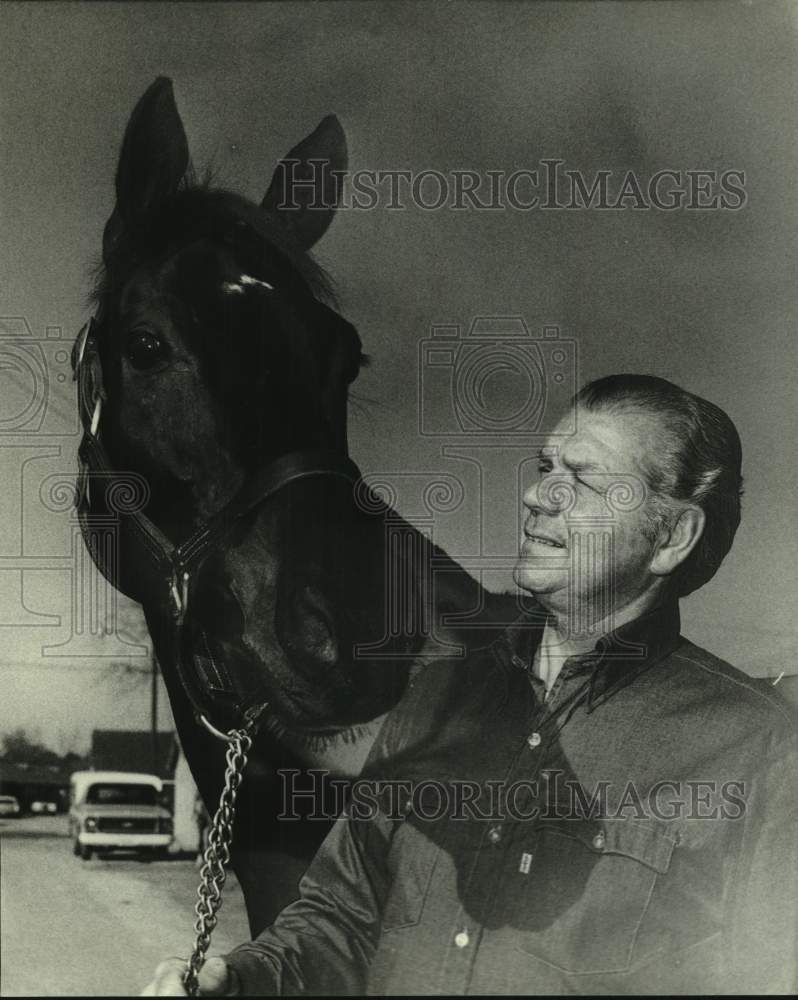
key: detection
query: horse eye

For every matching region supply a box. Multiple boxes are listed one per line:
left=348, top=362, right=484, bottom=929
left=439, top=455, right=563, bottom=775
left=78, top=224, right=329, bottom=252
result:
left=125, top=330, right=169, bottom=370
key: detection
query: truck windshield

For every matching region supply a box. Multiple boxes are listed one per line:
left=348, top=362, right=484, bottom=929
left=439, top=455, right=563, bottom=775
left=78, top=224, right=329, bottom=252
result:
left=85, top=783, right=157, bottom=806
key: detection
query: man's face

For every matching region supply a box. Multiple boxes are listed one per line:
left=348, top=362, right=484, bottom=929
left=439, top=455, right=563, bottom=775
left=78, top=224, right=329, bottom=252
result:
left=514, top=407, right=666, bottom=624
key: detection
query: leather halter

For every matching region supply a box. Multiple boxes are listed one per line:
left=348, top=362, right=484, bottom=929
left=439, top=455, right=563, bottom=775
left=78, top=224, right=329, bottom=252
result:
left=73, top=316, right=361, bottom=733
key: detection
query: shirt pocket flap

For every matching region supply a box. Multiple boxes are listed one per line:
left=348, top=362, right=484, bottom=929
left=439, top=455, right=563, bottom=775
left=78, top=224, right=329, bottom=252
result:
left=538, top=816, right=677, bottom=874
left=600, top=818, right=678, bottom=874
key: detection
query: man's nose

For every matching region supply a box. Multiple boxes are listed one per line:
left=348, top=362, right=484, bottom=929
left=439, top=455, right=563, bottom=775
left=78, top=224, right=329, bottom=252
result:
left=522, top=477, right=552, bottom=515
left=522, top=475, right=574, bottom=515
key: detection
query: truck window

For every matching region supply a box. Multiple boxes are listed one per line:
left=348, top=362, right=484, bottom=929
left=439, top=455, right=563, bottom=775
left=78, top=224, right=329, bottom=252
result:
left=85, top=783, right=157, bottom=806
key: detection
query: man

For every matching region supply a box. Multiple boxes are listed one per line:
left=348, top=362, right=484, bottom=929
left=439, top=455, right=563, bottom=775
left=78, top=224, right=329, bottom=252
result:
left=147, top=374, right=797, bottom=995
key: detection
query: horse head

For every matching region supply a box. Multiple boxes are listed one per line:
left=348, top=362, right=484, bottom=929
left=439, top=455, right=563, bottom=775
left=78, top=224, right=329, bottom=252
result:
left=86, top=78, right=414, bottom=742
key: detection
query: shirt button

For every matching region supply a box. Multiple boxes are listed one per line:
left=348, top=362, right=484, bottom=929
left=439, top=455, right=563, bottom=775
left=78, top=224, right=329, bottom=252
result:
left=454, top=929, right=470, bottom=949
left=487, top=825, right=502, bottom=844
left=592, top=831, right=606, bottom=851
left=527, top=731, right=542, bottom=749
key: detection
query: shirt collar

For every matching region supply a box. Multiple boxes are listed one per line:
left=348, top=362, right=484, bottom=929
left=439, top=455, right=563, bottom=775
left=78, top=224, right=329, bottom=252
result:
left=495, top=597, right=682, bottom=712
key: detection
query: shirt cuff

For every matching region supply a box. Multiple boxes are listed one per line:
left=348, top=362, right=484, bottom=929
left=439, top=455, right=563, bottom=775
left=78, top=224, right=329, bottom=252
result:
left=223, top=945, right=280, bottom=996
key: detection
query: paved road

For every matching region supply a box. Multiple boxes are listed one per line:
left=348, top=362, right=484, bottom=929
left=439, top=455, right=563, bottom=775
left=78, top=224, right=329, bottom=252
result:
left=0, top=815, right=251, bottom=997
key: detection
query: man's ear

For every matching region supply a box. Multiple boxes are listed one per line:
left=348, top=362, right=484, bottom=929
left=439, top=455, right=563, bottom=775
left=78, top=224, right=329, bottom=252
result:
left=650, top=506, right=706, bottom=577
left=261, top=115, right=347, bottom=251
left=103, top=77, right=190, bottom=257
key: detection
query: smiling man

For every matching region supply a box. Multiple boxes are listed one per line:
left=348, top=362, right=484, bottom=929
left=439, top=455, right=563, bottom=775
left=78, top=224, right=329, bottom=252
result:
left=146, top=375, right=797, bottom=996
left=514, top=378, right=713, bottom=698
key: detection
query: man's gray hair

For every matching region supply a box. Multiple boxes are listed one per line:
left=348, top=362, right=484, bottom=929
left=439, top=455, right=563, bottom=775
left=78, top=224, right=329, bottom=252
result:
left=573, top=374, right=743, bottom=597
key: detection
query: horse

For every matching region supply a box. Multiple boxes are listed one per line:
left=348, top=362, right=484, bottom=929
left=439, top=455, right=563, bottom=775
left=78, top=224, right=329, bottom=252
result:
left=75, top=77, right=522, bottom=935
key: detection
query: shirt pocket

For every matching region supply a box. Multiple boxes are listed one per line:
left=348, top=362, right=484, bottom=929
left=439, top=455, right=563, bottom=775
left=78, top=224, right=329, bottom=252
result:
left=381, top=820, right=443, bottom=932
left=510, top=816, right=677, bottom=975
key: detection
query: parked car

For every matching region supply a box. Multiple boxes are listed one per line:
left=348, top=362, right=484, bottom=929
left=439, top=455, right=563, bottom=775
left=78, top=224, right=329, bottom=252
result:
left=69, top=771, right=173, bottom=861
left=31, top=799, right=58, bottom=815
left=0, top=795, right=21, bottom=817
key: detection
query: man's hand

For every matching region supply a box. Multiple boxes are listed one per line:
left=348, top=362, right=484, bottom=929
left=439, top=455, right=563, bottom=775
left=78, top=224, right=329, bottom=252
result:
left=141, top=956, right=238, bottom=996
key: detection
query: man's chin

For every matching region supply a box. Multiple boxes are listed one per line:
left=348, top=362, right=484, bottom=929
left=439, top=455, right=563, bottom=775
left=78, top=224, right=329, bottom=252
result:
left=513, top=561, right=566, bottom=596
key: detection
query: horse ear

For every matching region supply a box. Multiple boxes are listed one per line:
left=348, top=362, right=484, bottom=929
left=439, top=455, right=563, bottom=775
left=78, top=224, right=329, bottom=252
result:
left=107, top=77, right=190, bottom=242
left=261, top=115, right=347, bottom=251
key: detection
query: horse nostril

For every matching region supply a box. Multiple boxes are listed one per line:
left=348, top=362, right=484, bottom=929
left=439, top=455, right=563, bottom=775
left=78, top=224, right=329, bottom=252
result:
left=276, top=584, right=339, bottom=670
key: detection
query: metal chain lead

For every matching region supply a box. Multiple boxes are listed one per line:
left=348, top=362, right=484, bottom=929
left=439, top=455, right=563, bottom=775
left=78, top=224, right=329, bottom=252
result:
left=183, top=727, right=253, bottom=997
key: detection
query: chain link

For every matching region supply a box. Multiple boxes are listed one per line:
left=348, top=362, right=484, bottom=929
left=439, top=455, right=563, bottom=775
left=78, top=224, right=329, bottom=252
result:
left=183, top=727, right=253, bottom=996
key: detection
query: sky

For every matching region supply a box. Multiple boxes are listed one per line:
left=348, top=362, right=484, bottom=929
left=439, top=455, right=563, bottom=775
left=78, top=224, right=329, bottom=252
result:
left=1, top=1, right=796, bottom=752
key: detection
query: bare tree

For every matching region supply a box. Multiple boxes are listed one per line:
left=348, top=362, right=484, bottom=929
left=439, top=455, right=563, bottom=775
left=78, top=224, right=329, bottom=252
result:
left=1, top=727, right=61, bottom=766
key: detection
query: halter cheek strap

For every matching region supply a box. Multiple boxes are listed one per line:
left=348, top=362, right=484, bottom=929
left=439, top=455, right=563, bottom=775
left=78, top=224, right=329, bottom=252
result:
left=73, top=316, right=361, bottom=732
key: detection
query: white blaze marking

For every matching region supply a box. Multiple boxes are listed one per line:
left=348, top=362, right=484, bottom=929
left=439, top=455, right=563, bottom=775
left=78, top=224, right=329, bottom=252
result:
left=240, top=274, right=274, bottom=291
left=221, top=273, right=274, bottom=296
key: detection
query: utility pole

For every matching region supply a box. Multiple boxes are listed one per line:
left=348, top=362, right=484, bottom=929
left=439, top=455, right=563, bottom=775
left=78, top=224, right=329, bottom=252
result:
left=151, top=648, right=159, bottom=775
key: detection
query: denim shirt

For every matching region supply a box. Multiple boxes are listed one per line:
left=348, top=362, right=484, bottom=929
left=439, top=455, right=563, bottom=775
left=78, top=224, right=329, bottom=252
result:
left=227, top=600, right=798, bottom=995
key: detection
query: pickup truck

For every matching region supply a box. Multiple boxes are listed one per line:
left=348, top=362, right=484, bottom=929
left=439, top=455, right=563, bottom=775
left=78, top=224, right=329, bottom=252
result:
left=69, top=770, right=173, bottom=860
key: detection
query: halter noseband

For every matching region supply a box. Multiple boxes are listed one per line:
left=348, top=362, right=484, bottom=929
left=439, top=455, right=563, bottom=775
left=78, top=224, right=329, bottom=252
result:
left=73, top=315, right=361, bottom=733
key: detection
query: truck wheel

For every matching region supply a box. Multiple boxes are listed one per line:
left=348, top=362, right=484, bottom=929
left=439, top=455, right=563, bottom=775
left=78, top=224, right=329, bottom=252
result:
left=73, top=838, right=80, bottom=857
left=80, top=844, right=92, bottom=861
